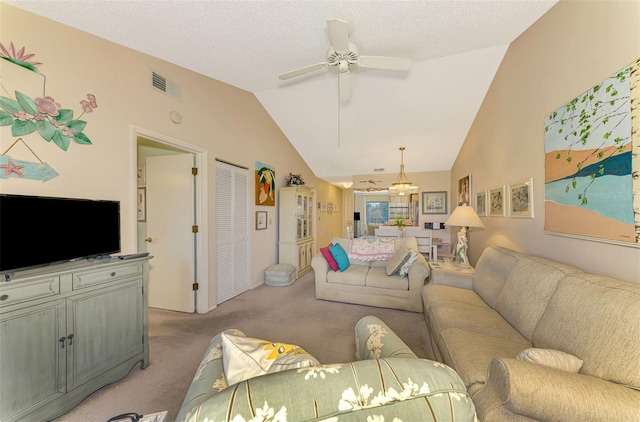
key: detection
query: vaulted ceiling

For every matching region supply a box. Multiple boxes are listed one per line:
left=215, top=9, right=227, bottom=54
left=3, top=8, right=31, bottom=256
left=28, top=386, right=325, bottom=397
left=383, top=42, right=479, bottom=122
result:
left=6, top=0, right=557, bottom=185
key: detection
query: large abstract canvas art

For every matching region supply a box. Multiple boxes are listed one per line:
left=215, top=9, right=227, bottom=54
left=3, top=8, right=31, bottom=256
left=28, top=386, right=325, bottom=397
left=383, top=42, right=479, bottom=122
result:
left=544, top=59, right=639, bottom=246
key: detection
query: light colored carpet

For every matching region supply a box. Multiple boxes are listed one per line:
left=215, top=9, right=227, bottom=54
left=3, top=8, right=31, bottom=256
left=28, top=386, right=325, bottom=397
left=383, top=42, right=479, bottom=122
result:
left=54, top=271, right=433, bottom=422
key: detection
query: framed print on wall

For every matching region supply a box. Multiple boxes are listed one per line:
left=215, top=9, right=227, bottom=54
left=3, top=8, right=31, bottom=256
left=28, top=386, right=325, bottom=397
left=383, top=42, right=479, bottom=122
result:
left=509, top=178, right=534, bottom=218
left=475, top=190, right=487, bottom=216
left=458, top=175, right=471, bottom=206
left=137, top=188, right=146, bottom=222
left=422, top=191, right=447, bottom=215
left=489, top=185, right=505, bottom=217
left=256, top=211, right=267, bottom=230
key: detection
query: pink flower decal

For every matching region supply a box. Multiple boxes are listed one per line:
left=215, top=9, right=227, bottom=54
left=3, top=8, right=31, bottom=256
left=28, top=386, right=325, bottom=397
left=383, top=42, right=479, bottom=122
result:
left=80, top=93, right=98, bottom=113
left=13, top=111, right=31, bottom=121
left=35, top=96, right=61, bottom=116
left=0, top=42, right=42, bottom=72
left=62, top=128, right=75, bottom=138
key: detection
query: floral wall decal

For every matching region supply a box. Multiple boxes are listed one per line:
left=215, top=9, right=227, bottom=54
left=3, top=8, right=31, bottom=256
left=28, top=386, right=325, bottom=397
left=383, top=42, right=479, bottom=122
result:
left=0, top=42, right=98, bottom=151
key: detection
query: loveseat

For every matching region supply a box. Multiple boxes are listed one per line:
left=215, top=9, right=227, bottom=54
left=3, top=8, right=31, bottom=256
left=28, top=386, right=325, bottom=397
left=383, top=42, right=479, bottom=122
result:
left=311, top=237, right=431, bottom=312
left=422, top=246, right=640, bottom=421
left=175, top=316, right=477, bottom=422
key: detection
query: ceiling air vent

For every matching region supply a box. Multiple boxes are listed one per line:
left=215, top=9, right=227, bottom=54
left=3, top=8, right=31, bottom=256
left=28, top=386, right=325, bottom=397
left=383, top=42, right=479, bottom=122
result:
left=373, top=168, right=385, bottom=172
left=150, top=70, right=181, bottom=102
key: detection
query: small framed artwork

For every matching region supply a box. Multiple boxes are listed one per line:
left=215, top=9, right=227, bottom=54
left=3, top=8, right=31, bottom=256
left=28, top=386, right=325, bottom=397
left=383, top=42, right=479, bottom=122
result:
left=458, top=174, right=471, bottom=206
left=256, top=211, right=267, bottom=230
left=489, top=185, right=505, bottom=217
left=422, top=191, right=448, bottom=215
left=509, top=178, right=534, bottom=218
left=137, top=188, right=146, bottom=222
left=137, top=165, right=146, bottom=186
left=475, top=190, right=487, bottom=216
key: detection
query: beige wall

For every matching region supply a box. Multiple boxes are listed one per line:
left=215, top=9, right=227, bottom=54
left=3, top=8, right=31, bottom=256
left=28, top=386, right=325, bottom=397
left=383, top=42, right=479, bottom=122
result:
left=0, top=5, right=315, bottom=309
left=314, top=179, right=345, bottom=248
left=452, top=0, right=640, bottom=283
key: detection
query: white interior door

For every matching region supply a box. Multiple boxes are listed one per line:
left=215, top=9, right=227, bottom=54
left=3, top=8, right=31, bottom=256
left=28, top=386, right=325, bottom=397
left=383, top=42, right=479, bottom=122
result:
left=216, top=161, right=249, bottom=304
left=146, top=153, right=195, bottom=312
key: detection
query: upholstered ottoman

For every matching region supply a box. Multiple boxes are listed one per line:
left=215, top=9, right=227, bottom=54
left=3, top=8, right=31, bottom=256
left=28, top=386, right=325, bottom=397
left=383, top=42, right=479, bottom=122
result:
left=264, top=264, right=296, bottom=286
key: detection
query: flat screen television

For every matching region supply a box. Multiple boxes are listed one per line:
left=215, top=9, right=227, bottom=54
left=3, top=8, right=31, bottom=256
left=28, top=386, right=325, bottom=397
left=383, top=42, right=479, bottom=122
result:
left=0, top=194, right=121, bottom=274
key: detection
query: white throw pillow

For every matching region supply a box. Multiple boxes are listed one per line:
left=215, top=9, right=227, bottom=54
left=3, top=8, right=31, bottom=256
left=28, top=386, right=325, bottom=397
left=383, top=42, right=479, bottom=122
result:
left=386, top=247, right=411, bottom=276
left=221, top=333, right=320, bottom=385
left=397, top=251, right=419, bottom=277
left=516, top=348, right=583, bottom=373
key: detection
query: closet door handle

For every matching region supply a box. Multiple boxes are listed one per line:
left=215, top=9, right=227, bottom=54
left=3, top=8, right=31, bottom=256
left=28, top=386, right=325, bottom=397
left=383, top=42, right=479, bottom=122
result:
left=59, top=337, right=66, bottom=349
left=67, top=334, right=74, bottom=346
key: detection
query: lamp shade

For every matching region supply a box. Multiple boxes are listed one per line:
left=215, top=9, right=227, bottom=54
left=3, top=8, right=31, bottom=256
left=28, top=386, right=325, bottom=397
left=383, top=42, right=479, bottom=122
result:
left=445, top=204, right=484, bottom=228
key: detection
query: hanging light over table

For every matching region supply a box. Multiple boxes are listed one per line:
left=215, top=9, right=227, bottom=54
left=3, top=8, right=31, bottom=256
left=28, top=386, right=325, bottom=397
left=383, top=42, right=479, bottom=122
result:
left=389, top=146, right=416, bottom=195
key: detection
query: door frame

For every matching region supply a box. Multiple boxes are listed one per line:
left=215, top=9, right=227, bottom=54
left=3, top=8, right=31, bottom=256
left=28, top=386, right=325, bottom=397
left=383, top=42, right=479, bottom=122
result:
left=129, top=125, right=209, bottom=313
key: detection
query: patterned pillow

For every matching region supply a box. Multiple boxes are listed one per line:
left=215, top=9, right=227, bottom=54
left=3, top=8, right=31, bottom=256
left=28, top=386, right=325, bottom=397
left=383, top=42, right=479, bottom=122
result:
left=221, top=333, right=320, bottom=385
left=320, top=243, right=339, bottom=271
left=516, top=348, right=583, bottom=373
left=329, top=242, right=350, bottom=271
left=386, top=247, right=411, bottom=276
left=397, top=251, right=419, bottom=277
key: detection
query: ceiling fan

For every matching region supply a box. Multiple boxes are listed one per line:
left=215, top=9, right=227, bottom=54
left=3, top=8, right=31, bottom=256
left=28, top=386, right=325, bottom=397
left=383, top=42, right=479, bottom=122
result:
left=279, top=18, right=413, bottom=102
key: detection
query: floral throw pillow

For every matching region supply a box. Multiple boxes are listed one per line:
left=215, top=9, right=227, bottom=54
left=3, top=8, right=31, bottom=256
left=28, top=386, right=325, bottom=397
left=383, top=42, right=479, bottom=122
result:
left=221, top=333, right=320, bottom=385
left=397, top=251, right=419, bottom=277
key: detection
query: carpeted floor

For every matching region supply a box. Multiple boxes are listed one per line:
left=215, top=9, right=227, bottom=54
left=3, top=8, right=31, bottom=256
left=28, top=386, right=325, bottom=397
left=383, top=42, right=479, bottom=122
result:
left=54, top=271, right=433, bottom=421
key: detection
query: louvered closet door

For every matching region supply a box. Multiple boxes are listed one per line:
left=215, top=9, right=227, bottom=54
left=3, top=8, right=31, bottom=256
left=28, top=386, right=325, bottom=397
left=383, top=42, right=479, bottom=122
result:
left=216, top=161, right=250, bottom=304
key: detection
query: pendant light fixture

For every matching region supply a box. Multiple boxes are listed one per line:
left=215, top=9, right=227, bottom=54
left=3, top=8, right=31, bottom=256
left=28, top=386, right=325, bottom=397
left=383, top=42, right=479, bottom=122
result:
left=389, top=146, right=416, bottom=195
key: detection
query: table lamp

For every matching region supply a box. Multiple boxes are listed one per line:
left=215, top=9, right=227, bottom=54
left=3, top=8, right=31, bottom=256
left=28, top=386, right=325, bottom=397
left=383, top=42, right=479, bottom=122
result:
left=444, top=204, right=484, bottom=268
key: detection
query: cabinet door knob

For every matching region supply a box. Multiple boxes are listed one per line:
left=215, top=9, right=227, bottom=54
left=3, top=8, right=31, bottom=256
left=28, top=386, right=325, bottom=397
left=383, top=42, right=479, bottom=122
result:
left=0, top=294, right=8, bottom=301
left=67, top=334, right=74, bottom=346
left=110, top=272, right=116, bottom=277
left=59, top=337, right=66, bottom=349
left=144, top=237, right=153, bottom=243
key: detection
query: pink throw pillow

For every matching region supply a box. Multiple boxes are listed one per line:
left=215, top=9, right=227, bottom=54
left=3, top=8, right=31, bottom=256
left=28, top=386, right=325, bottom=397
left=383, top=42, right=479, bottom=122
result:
left=320, top=243, right=339, bottom=271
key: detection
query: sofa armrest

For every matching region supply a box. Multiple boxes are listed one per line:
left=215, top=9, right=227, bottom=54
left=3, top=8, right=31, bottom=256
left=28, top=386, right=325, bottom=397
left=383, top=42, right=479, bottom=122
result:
left=311, top=253, right=329, bottom=277
left=407, top=253, right=430, bottom=291
left=429, top=265, right=473, bottom=290
left=474, top=357, right=640, bottom=422
left=355, top=315, right=417, bottom=360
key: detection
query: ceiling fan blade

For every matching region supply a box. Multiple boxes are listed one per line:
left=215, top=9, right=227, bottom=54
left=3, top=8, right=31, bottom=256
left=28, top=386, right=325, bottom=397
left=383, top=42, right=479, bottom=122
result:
left=358, top=55, right=413, bottom=71
left=327, top=18, right=350, bottom=52
left=279, top=62, right=328, bottom=80
left=339, top=70, right=351, bottom=102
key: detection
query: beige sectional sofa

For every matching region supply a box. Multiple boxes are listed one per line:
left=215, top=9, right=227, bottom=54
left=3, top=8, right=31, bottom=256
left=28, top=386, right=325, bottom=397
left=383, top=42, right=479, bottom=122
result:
left=311, top=237, right=430, bottom=312
left=422, top=246, right=640, bottom=421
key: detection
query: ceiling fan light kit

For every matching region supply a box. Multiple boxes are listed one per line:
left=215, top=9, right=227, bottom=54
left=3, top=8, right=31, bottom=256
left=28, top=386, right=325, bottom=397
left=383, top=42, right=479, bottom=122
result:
left=278, top=18, right=413, bottom=102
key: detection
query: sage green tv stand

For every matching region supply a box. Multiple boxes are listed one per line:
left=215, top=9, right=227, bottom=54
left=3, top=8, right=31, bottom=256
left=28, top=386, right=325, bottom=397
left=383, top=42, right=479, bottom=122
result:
left=0, top=256, right=151, bottom=422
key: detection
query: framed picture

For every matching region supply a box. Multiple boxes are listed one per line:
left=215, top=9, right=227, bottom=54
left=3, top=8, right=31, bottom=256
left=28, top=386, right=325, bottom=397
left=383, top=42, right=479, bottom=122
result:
left=137, top=188, right=146, bottom=222
left=256, top=211, right=267, bottom=230
left=509, top=178, right=534, bottom=218
left=255, top=162, right=275, bottom=206
left=137, top=165, right=146, bottom=185
left=475, top=190, right=487, bottom=216
left=489, top=185, right=505, bottom=217
left=458, top=174, right=471, bottom=206
left=422, top=191, right=447, bottom=215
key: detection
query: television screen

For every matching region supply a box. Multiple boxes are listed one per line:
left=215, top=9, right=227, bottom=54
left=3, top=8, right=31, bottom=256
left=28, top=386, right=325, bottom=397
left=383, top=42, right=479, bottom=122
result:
left=0, top=194, right=121, bottom=273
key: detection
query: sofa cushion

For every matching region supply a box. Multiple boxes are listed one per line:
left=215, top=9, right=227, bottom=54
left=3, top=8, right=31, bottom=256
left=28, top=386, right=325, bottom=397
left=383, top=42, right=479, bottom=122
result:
left=516, top=348, right=583, bottom=373
left=386, top=247, right=411, bottom=275
left=327, top=265, right=368, bottom=286
left=365, top=267, right=409, bottom=290
left=329, top=243, right=350, bottom=271
left=437, top=328, right=531, bottom=395
left=473, top=246, right=524, bottom=308
left=395, top=236, right=419, bottom=253
left=495, top=256, right=581, bottom=342
left=320, top=243, right=339, bottom=271
left=533, top=273, right=640, bottom=390
left=221, top=333, right=320, bottom=386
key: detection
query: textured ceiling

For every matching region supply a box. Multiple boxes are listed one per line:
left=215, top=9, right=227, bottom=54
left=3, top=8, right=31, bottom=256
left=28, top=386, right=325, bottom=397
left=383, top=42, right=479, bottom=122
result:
left=6, top=0, right=558, bottom=185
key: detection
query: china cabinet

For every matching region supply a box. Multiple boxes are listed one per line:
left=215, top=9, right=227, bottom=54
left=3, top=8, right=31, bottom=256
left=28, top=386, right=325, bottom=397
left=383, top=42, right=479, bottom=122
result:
left=278, top=186, right=315, bottom=277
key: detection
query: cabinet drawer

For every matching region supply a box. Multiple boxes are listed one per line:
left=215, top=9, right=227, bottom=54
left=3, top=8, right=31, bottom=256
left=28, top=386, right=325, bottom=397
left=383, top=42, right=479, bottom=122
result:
left=0, top=276, right=60, bottom=306
left=73, top=262, right=142, bottom=290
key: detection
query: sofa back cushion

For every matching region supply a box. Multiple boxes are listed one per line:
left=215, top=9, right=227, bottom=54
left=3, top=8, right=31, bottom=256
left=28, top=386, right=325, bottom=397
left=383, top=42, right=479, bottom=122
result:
left=495, top=256, right=582, bottom=342
left=472, top=246, right=524, bottom=308
left=533, top=273, right=640, bottom=390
